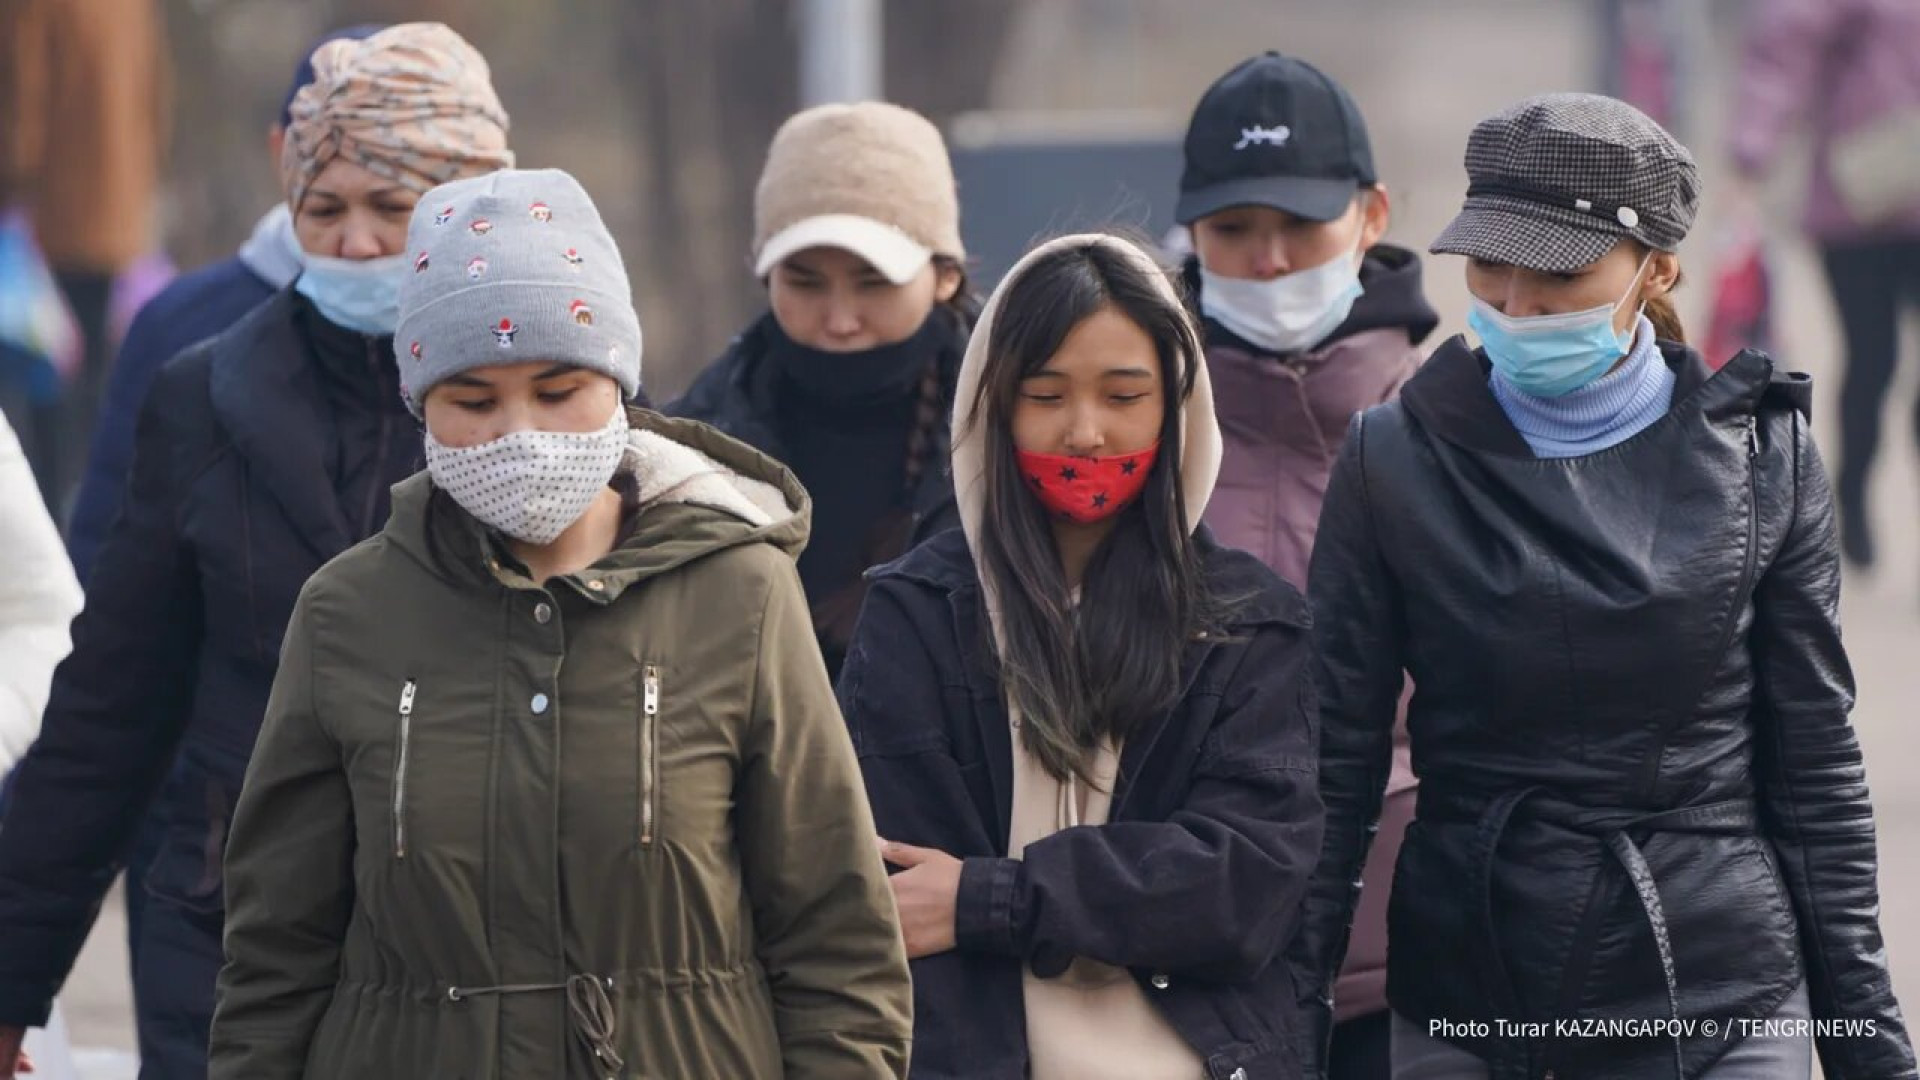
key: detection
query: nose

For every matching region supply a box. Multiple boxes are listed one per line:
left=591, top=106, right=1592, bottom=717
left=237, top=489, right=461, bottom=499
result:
left=1503, top=279, right=1552, bottom=318
left=823, top=295, right=863, bottom=340
left=1252, top=234, right=1289, bottom=280
left=338, top=215, right=387, bottom=261
left=485, top=396, right=538, bottom=442
left=1061, top=405, right=1106, bottom=456
left=1484, top=269, right=1544, bottom=318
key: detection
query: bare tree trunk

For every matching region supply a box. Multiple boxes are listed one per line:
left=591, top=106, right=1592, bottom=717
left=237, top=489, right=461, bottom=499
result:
left=884, top=1, right=1022, bottom=124
left=158, top=0, right=260, bottom=265
left=615, top=0, right=797, bottom=397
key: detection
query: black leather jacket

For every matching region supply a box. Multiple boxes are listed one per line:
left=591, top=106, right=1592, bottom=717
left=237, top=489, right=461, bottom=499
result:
left=1292, top=338, right=1915, bottom=1080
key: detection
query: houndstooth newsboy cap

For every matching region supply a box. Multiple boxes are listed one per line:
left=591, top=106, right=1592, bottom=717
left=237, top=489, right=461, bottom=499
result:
left=1431, top=92, right=1700, bottom=273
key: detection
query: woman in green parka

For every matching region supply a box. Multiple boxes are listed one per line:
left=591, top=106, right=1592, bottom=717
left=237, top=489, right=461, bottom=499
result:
left=208, top=168, right=913, bottom=1079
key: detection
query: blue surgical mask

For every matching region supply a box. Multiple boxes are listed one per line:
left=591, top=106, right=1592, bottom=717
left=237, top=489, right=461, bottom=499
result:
left=294, top=251, right=407, bottom=336
left=1468, top=256, right=1650, bottom=398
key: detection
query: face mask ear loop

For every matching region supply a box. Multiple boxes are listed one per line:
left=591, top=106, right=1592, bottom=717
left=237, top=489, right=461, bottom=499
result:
left=1608, top=251, right=1657, bottom=352
left=1615, top=251, right=1656, bottom=319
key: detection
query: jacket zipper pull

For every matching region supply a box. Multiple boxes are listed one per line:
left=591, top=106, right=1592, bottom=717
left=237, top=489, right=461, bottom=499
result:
left=394, top=679, right=417, bottom=859
left=1746, top=415, right=1759, bottom=459
left=641, top=666, right=661, bottom=848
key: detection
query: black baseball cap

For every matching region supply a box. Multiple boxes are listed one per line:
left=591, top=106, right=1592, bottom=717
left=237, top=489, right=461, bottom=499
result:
left=1176, top=52, right=1378, bottom=225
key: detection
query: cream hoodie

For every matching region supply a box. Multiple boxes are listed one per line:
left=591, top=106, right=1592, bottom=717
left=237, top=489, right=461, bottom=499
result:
left=949, top=234, right=1224, bottom=1079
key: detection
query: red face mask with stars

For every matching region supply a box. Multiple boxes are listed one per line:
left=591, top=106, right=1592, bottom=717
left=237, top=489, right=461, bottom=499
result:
left=1014, top=443, right=1161, bottom=525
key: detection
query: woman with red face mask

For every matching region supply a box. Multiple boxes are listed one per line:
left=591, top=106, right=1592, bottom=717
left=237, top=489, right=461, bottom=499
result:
left=835, top=232, right=1324, bottom=1079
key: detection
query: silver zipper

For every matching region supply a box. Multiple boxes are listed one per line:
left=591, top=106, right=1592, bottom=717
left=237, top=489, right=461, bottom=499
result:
left=394, top=679, right=417, bottom=859
left=641, top=666, right=660, bottom=848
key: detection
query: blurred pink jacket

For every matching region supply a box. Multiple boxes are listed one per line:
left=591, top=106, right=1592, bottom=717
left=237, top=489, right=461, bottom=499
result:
left=1729, top=0, right=1920, bottom=240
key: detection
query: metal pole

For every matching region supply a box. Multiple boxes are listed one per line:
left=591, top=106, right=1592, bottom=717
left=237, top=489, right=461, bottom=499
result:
left=798, top=0, right=884, bottom=105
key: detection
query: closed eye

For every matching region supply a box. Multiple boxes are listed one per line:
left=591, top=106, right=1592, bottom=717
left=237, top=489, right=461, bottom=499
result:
left=537, top=388, right=579, bottom=404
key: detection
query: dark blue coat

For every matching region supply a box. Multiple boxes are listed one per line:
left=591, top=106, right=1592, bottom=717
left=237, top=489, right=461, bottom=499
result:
left=67, top=255, right=277, bottom=581
left=0, top=289, right=420, bottom=1075
left=835, top=527, right=1324, bottom=1080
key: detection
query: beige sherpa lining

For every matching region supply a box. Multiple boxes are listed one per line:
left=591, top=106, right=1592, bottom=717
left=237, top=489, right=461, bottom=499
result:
left=625, top=428, right=790, bottom=528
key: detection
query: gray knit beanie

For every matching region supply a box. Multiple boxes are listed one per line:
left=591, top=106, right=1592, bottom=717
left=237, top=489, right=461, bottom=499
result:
left=395, top=168, right=642, bottom=414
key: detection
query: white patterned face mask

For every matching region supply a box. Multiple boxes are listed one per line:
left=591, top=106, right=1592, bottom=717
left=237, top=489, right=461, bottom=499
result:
left=425, top=405, right=629, bottom=544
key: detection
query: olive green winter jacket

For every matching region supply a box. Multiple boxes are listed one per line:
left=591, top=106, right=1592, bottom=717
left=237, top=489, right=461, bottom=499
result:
left=210, top=410, right=912, bottom=1079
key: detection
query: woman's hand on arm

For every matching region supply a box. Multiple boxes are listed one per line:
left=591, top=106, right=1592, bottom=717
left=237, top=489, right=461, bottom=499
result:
left=879, top=839, right=961, bottom=959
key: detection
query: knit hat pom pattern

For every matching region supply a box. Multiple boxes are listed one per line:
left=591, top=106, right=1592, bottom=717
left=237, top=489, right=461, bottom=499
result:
left=396, top=167, right=643, bottom=414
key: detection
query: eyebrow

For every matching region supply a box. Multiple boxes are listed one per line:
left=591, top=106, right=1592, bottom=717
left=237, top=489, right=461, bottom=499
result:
left=532, top=364, right=578, bottom=381
left=304, top=186, right=411, bottom=202
left=1024, top=367, right=1156, bottom=380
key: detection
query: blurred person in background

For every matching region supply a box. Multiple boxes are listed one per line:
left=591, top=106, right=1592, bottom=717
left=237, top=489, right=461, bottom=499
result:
left=67, top=23, right=385, bottom=584
left=211, top=167, right=910, bottom=1080
left=838, top=233, right=1322, bottom=1079
left=0, top=414, right=81, bottom=1080
left=1299, top=93, right=1914, bottom=1079
left=57, top=25, right=385, bottom=1040
left=668, top=101, right=975, bottom=681
left=0, top=24, right=514, bottom=1080
left=1730, top=0, right=1920, bottom=571
left=1174, top=53, right=1436, bottom=1080
left=0, top=0, right=169, bottom=509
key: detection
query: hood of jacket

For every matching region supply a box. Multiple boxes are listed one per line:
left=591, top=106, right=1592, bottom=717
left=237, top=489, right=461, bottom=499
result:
left=951, top=233, right=1223, bottom=650
left=382, top=407, right=811, bottom=593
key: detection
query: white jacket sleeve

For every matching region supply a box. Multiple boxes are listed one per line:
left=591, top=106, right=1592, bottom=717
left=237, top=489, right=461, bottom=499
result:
left=0, top=413, right=83, bottom=774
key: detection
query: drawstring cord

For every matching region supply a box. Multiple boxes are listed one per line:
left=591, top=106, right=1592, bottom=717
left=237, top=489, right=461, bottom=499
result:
left=448, top=973, right=624, bottom=1074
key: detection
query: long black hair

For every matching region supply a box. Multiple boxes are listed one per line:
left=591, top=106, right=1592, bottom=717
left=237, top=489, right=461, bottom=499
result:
left=963, top=238, right=1221, bottom=784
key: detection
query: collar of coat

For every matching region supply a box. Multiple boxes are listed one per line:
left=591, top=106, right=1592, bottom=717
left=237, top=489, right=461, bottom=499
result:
left=716, top=308, right=968, bottom=513
left=381, top=408, right=813, bottom=602
left=1399, top=337, right=1812, bottom=457
left=204, top=288, right=362, bottom=565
